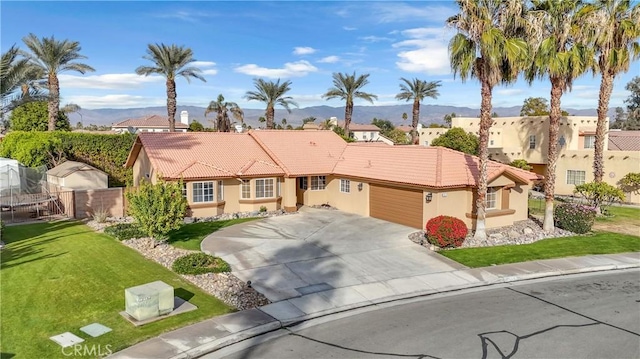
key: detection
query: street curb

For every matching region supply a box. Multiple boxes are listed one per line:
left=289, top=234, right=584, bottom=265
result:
left=195, top=264, right=639, bottom=358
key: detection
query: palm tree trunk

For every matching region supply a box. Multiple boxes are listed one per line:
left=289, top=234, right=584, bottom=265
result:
left=594, top=71, right=614, bottom=183
left=48, top=74, right=60, bottom=131
left=167, top=79, right=177, bottom=132
left=266, top=105, right=275, bottom=129
left=411, top=99, right=420, bottom=144
left=544, top=77, right=564, bottom=232
left=344, top=101, right=353, bottom=138
left=474, top=78, right=493, bottom=241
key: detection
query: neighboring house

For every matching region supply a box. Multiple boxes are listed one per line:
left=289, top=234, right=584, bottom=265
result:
left=47, top=161, right=108, bottom=190
left=125, top=131, right=539, bottom=229
left=112, top=111, right=190, bottom=133
left=420, top=117, right=640, bottom=204
left=303, top=117, right=384, bottom=142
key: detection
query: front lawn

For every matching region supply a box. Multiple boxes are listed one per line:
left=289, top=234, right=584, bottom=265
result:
left=166, top=218, right=258, bottom=250
left=596, top=205, right=640, bottom=225
left=439, top=231, right=640, bottom=268
left=0, top=221, right=233, bottom=358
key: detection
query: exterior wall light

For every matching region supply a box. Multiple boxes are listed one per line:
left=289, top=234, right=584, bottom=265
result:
left=425, top=192, right=433, bottom=203
left=358, top=183, right=363, bottom=191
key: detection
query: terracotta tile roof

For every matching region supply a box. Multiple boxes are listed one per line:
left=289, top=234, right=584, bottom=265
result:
left=248, top=130, right=348, bottom=176
left=396, top=125, right=413, bottom=133
left=132, top=132, right=283, bottom=180
left=608, top=131, right=640, bottom=151
left=337, top=121, right=380, bottom=132
left=113, top=115, right=189, bottom=129
left=348, top=142, right=392, bottom=147
left=333, top=146, right=539, bottom=189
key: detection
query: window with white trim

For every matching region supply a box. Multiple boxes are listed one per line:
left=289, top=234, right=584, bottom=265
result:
left=363, top=133, right=368, bottom=140
left=311, top=176, right=326, bottom=190
left=529, top=135, right=536, bottom=149
left=181, top=182, right=187, bottom=198
left=370, top=132, right=375, bottom=139
left=277, top=178, right=281, bottom=197
left=584, top=135, right=595, bottom=149
left=192, top=182, right=214, bottom=203
left=567, top=170, right=586, bottom=185
left=299, top=177, right=307, bottom=190
left=241, top=180, right=250, bottom=199
left=217, top=181, right=224, bottom=201
left=486, top=187, right=499, bottom=210
left=340, top=179, right=350, bottom=193
left=256, top=178, right=274, bottom=198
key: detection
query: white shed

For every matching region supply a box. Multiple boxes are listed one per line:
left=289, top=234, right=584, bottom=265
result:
left=47, top=161, right=108, bottom=190
left=0, top=158, right=21, bottom=196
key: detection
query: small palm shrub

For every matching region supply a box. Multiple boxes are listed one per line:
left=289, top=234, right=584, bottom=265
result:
left=554, top=203, right=596, bottom=234
left=172, top=253, right=231, bottom=275
left=425, top=216, right=468, bottom=248
left=104, top=223, right=146, bottom=241
left=92, top=208, right=109, bottom=223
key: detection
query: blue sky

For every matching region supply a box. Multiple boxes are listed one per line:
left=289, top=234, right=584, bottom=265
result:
left=1, top=1, right=638, bottom=110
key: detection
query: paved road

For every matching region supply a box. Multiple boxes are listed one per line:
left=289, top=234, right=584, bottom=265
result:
left=216, top=270, right=640, bottom=359
left=202, top=207, right=463, bottom=302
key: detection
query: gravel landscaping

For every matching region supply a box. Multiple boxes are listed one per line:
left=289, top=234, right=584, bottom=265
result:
left=410, top=216, right=575, bottom=250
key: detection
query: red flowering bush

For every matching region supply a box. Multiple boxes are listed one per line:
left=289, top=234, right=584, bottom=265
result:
left=425, top=216, right=468, bottom=248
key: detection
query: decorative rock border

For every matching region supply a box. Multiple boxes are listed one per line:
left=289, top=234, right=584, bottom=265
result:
left=410, top=217, right=576, bottom=250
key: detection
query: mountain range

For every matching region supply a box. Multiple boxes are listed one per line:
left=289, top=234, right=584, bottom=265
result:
left=72, top=104, right=613, bottom=129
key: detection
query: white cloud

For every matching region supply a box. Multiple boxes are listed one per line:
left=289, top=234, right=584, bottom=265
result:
left=234, top=60, right=318, bottom=78
left=63, top=94, right=165, bottom=109
left=318, top=55, right=340, bottom=63
left=343, top=26, right=357, bottom=31
left=202, top=69, right=219, bottom=75
left=153, top=10, right=219, bottom=23
left=191, top=61, right=216, bottom=67
left=359, top=35, right=394, bottom=43
left=293, top=47, right=316, bottom=55
left=372, top=3, right=456, bottom=23
left=58, top=73, right=164, bottom=90
left=393, top=27, right=452, bottom=75
left=496, top=89, right=525, bottom=96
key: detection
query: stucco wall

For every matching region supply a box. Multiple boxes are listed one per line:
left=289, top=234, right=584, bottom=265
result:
left=74, top=187, right=124, bottom=219
left=133, top=148, right=155, bottom=186
left=423, top=188, right=471, bottom=228
left=326, top=177, right=370, bottom=216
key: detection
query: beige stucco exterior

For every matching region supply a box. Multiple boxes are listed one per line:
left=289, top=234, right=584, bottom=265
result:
left=420, top=116, right=640, bottom=204
left=47, top=170, right=108, bottom=190
left=132, top=148, right=156, bottom=186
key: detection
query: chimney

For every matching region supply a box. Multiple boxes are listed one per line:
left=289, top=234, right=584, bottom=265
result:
left=180, top=111, right=189, bottom=125
left=235, top=124, right=243, bottom=133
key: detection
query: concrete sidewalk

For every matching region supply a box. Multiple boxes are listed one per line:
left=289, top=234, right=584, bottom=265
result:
left=109, top=252, right=639, bottom=359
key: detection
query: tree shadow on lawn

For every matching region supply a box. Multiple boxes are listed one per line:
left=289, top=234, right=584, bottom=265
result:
left=0, top=221, right=88, bottom=270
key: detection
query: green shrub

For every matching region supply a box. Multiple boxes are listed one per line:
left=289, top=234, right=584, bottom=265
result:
left=619, top=172, right=640, bottom=193
left=554, top=203, right=596, bottom=234
left=574, top=182, right=625, bottom=212
left=509, top=159, right=532, bottom=171
left=0, top=219, right=5, bottom=235
left=104, top=223, right=146, bottom=241
left=172, top=253, right=231, bottom=275
left=259, top=205, right=267, bottom=213
left=425, top=215, right=468, bottom=248
left=126, top=180, right=187, bottom=239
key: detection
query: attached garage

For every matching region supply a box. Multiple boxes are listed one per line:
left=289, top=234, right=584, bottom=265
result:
left=369, top=184, right=423, bottom=229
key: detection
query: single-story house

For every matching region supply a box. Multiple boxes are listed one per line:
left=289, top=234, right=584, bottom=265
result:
left=125, top=131, right=540, bottom=229
left=47, top=161, right=109, bottom=190
left=112, top=111, right=190, bottom=133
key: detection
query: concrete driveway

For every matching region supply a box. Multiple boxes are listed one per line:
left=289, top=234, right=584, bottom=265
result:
left=201, top=207, right=465, bottom=302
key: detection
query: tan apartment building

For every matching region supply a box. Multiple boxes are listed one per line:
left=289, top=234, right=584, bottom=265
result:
left=125, top=131, right=539, bottom=230
left=419, top=116, right=640, bottom=204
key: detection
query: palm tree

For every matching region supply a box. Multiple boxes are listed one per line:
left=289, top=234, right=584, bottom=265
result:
left=322, top=72, right=377, bottom=138
left=447, top=0, right=529, bottom=241
left=526, top=0, right=594, bottom=231
left=204, top=94, right=243, bottom=132
left=135, top=43, right=205, bottom=132
left=395, top=78, right=442, bottom=144
left=580, top=0, right=640, bottom=183
left=244, top=78, right=297, bottom=129
left=319, top=118, right=334, bottom=130
left=21, top=34, right=94, bottom=131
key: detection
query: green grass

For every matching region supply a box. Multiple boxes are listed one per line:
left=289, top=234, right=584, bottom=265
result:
left=166, top=218, right=258, bottom=250
left=439, top=231, right=640, bottom=268
left=596, top=206, right=640, bottom=225
left=0, top=221, right=233, bottom=359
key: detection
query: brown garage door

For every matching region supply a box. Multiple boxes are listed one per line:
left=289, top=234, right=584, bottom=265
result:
left=370, top=184, right=423, bottom=229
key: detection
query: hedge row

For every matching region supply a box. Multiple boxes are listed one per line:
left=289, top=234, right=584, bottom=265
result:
left=0, top=131, right=135, bottom=187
